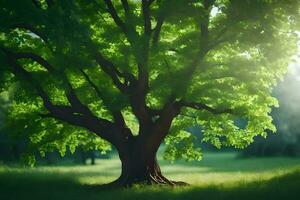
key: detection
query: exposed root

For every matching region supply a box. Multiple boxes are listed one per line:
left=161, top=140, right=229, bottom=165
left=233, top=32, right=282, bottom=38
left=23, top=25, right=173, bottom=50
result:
left=110, top=173, right=189, bottom=187
left=149, top=175, right=189, bottom=186
left=88, top=175, right=189, bottom=191
left=89, top=157, right=189, bottom=189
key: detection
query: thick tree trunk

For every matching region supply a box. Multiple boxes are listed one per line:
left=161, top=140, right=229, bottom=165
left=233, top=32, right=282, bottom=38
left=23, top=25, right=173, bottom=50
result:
left=114, top=154, right=187, bottom=187
left=108, top=137, right=188, bottom=187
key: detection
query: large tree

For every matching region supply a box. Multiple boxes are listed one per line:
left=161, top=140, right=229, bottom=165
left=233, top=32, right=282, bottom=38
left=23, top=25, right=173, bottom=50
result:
left=0, top=0, right=299, bottom=186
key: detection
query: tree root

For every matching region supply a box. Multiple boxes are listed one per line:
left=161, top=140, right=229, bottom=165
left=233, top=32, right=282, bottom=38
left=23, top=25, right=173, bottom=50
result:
left=88, top=175, right=189, bottom=191
left=105, top=173, right=189, bottom=188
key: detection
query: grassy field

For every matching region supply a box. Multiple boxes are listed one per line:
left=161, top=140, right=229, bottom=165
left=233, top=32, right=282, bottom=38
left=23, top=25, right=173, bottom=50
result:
left=1, top=152, right=300, bottom=200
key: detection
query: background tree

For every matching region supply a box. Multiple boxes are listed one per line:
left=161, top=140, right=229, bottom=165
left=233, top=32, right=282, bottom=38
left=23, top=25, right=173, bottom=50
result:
left=0, top=0, right=299, bottom=186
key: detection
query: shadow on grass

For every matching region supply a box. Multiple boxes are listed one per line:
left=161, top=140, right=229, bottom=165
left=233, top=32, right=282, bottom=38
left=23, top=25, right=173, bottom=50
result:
left=0, top=168, right=300, bottom=200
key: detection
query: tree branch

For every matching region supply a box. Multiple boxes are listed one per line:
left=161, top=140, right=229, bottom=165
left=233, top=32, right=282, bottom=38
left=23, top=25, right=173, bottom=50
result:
left=120, top=0, right=130, bottom=15
left=142, top=0, right=152, bottom=35
left=8, top=23, right=48, bottom=42
left=165, top=0, right=215, bottom=99
left=63, top=79, right=93, bottom=116
left=11, top=51, right=92, bottom=116
left=144, top=99, right=180, bottom=156
left=80, top=69, right=127, bottom=128
left=0, top=47, right=119, bottom=143
left=1, top=48, right=74, bottom=118
left=152, top=14, right=164, bottom=47
left=84, top=40, right=136, bottom=93
left=198, top=0, right=216, bottom=49
left=104, top=0, right=128, bottom=35
left=94, top=52, right=131, bottom=93
left=200, top=0, right=215, bottom=42
left=80, top=69, right=103, bottom=98
left=14, top=52, right=53, bottom=72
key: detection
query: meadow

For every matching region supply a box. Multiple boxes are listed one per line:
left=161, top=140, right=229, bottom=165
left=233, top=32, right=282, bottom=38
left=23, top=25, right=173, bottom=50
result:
left=1, top=152, right=300, bottom=200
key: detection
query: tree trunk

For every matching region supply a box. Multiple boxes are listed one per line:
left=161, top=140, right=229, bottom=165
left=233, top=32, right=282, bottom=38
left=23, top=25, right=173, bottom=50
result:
left=108, top=137, right=188, bottom=187
left=90, top=150, right=96, bottom=165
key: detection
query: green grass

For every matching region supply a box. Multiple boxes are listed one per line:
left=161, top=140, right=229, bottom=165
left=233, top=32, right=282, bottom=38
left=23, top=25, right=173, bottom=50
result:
left=1, top=152, right=300, bottom=200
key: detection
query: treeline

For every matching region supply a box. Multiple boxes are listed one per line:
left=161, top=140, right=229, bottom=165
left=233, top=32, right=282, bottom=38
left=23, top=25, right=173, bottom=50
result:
left=0, top=130, right=110, bottom=165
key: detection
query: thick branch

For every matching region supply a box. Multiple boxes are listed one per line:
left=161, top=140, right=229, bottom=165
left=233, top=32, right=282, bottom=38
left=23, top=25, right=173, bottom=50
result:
left=1, top=47, right=119, bottom=143
left=130, top=65, right=150, bottom=135
left=2, top=50, right=78, bottom=121
left=1, top=49, right=54, bottom=112
left=144, top=100, right=180, bottom=157
left=12, top=51, right=92, bottom=115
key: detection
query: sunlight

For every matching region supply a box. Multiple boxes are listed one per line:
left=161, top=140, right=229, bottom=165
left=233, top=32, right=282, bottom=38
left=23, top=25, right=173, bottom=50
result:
left=288, top=33, right=300, bottom=78
left=210, top=6, right=221, bottom=18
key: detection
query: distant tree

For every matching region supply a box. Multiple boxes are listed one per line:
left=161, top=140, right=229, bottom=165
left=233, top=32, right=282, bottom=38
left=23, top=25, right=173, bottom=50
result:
left=0, top=89, right=24, bottom=162
left=0, top=0, right=299, bottom=186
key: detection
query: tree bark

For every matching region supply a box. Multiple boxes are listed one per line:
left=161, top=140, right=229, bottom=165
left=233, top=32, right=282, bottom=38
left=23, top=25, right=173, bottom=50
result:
left=107, top=136, right=188, bottom=187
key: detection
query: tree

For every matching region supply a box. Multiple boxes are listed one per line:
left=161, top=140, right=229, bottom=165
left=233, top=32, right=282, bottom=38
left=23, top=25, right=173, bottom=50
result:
left=0, top=0, right=299, bottom=186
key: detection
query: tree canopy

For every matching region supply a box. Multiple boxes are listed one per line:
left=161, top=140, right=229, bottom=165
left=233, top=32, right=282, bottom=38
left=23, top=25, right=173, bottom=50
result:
left=0, top=0, right=300, bottom=185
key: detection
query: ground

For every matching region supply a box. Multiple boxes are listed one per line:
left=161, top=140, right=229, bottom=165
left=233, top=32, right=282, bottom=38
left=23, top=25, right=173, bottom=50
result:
left=1, top=152, right=300, bottom=200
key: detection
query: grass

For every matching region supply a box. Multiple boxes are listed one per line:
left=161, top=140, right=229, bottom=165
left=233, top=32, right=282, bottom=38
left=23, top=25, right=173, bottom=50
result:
left=1, top=152, right=300, bottom=200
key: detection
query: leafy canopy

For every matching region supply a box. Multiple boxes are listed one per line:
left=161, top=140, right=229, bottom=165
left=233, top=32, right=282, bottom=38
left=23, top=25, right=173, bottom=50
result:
left=0, top=0, right=299, bottom=163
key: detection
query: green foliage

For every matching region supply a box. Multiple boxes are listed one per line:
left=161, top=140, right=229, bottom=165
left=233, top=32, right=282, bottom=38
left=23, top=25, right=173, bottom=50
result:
left=0, top=0, right=300, bottom=163
left=2, top=83, right=111, bottom=165
left=164, top=130, right=202, bottom=161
